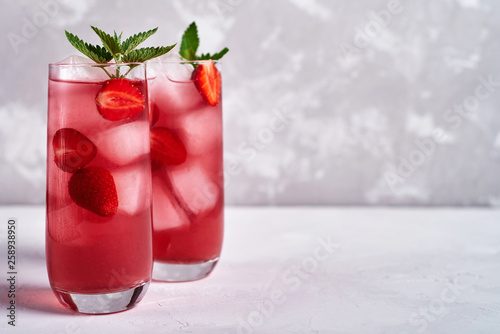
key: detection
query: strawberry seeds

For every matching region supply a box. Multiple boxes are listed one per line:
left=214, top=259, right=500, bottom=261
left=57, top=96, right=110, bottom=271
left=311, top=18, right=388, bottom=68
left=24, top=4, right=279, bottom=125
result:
left=192, top=60, right=222, bottom=106
left=96, top=78, right=146, bottom=121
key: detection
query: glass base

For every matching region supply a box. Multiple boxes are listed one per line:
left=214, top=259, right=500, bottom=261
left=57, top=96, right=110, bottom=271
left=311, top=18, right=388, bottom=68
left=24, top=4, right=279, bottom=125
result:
left=52, top=282, right=149, bottom=314
left=152, top=258, right=218, bottom=282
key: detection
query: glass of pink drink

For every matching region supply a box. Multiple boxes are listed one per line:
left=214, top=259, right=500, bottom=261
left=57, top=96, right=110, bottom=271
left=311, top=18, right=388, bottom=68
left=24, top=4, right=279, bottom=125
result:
left=147, top=59, right=224, bottom=281
left=46, top=62, right=153, bottom=313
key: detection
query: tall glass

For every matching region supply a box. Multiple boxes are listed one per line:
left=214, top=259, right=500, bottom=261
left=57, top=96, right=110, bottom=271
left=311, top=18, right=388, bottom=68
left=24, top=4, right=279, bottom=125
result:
left=147, top=60, right=224, bottom=281
left=46, top=63, right=153, bottom=314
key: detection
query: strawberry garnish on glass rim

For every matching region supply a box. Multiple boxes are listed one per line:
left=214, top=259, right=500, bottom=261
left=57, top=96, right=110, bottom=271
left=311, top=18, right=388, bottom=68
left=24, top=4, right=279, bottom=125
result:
left=179, top=22, right=228, bottom=106
left=192, top=60, right=221, bottom=106
left=96, top=79, right=145, bottom=121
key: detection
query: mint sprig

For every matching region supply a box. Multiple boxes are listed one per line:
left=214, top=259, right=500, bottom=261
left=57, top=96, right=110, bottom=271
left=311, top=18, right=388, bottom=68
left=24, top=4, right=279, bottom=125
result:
left=65, top=26, right=176, bottom=78
left=122, top=47, right=176, bottom=63
left=121, top=28, right=159, bottom=54
left=179, top=22, right=229, bottom=62
left=91, top=26, right=123, bottom=63
left=113, top=31, right=123, bottom=45
left=64, top=31, right=113, bottom=64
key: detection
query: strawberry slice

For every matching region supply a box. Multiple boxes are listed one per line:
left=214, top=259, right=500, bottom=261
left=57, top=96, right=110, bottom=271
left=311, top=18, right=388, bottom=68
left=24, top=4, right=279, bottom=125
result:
left=150, top=127, right=187, bottom=168
left=53, top=128, right=97, bottom=173
left=192, top=60, right=221, bottom=106
left=68, top=166, right=118, bottom=217
left=95, top=78, right=145, bottom=121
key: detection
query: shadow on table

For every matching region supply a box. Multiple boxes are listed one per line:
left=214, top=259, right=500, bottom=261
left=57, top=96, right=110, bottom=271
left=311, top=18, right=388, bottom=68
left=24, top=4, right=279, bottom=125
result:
left=15, top=285, right=75, bottom=315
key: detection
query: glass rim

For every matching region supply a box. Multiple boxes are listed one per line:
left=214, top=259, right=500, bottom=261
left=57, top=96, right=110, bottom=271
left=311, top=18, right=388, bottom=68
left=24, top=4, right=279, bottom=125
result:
left=48, top=62, right=146, bottom=67
left=146, top=59, right=221, bottom=64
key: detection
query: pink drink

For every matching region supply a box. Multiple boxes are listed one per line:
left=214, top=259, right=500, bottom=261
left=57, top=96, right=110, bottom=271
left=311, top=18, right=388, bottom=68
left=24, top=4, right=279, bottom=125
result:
left=148, top=60, right=224, bottom=281
left=46, top=63, right=152, bottom=313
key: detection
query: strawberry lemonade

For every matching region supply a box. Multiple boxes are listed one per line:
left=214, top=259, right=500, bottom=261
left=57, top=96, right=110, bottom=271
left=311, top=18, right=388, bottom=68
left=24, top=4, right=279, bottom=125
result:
left=148, top=59, right=224, bottom=281
left=46, top=62, right=153, bottom=313
left=148, top=22, right=228, bottom=281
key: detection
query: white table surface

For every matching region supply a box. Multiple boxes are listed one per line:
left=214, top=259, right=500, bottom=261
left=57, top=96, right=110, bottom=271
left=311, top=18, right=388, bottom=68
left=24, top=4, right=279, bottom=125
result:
left=1, top=206, right=500, bottom=334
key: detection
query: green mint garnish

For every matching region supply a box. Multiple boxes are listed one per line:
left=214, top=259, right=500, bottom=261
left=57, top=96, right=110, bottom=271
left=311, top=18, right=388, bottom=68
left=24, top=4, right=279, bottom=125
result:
left=179, top=22, right=228, bottom=62
left=65, top=26, right=176, bottom=78
left=64, top=31, right=113, bottom=64
left=120, top=28, right=159, bottom=55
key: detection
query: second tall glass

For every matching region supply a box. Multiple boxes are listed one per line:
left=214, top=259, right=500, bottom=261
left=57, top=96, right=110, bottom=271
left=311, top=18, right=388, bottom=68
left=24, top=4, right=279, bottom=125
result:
left=147, top=59, right=224, bottom=281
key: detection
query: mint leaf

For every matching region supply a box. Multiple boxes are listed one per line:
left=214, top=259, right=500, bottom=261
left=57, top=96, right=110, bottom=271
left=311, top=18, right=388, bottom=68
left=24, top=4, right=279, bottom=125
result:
left=121, top=28, right=158, bottom=54
left=65, top=31, right=113, bottom=63
left=122, top=45, right=176, bottom=63
left=91, top=26, right=122, bottom=61
left=179, top=22, right=228, bottom=63
left=211, top=47, right=229, bottom=60
left=113, top=30, right=123, bottom=44
left=198, top=47, right=229, bottom=61
left=179, top=22, right=199, bottom=60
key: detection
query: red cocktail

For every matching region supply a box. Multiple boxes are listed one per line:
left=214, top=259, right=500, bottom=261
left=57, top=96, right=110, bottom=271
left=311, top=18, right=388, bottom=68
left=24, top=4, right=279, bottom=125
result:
left=46, top=62, right=153, bottom=313
left=148, top=59, right=224, bottom=281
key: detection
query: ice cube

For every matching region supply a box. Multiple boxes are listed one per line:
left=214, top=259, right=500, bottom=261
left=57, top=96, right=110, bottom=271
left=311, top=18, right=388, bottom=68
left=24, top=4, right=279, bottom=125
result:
left=148, top=52, right=194, bottom=82
left=53, top=55, right=110, bottom=82
left=178, top=105, right=223, bottom=156
left=168, top=162, right=221, bottom=215
left=152, top=173, right=189, bottom=230
left=113, top=164, right=151, bottom=216
left=163, top=63, right=194, bottom=83
left=46, top=136, right=73, bottom=208
left=149, top=75, right=203, bottom=114
left=47, top=203, right=83, bottom=246
left=155, top=51, right=183, bottom=62
left=56, top=55, right=95, bottom=64
left=94, top=121, right=150, bottom=166
left=46, top=171, right=73, bottom=213
left=48, top=77, right=110, bottom=133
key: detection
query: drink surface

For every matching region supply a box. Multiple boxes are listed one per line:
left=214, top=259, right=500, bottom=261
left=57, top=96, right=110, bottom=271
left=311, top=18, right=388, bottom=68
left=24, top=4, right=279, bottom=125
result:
left=149, top=64, right=224, bottom=264
left=46, top=77, right=153, bottom=294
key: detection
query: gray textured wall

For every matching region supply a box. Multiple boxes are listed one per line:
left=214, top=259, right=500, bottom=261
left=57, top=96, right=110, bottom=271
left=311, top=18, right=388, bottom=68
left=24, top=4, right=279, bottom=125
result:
left=1, top=0, right=499, bottom=206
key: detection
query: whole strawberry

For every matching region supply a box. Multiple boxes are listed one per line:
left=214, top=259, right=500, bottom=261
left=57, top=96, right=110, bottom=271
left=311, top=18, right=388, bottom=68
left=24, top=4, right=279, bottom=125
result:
left=150, top=127, right=187, bottom=168
left=68, top=166, right=118, bottom=217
